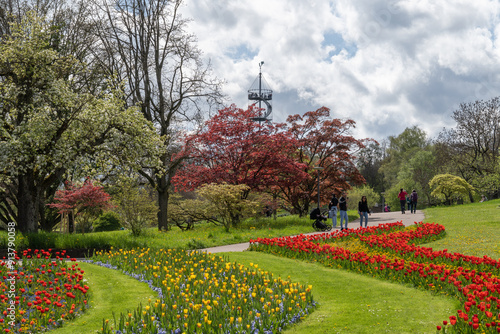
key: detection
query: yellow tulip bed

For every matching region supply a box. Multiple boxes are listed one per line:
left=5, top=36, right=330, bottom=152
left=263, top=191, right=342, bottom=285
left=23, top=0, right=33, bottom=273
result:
left=88, top=248, right=315, bottom=333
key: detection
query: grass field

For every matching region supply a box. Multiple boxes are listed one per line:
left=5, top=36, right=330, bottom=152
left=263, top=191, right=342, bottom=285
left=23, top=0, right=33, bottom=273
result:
left=50, top=262, right=155, bottom=334
left=422, top=199, right=500, bottom=260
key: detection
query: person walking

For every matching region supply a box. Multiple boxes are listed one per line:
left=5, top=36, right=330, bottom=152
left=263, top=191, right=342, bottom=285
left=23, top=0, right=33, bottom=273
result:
left=410, top=189, right=418, bottom=213
left=398, top=188, right=408, bottom=214
left=328, top=194, right=339, bottom=228
left=358, top=196, right=371, bottom=228
left=339, top=192, right=348, bottom=231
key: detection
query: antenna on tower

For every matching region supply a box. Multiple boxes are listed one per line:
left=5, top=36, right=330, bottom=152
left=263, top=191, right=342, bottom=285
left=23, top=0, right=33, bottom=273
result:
left=248, top=61, right=272, bottom=124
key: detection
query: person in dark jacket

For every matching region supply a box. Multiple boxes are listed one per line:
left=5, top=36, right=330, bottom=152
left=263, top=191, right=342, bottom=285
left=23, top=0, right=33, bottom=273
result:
left=328, top=194, right=339, bottom=228
left=339, top=192, right=348, bottom=231
left=358, top=196, right=371, bottom=227
left=410, top=189, right=418, bottom=213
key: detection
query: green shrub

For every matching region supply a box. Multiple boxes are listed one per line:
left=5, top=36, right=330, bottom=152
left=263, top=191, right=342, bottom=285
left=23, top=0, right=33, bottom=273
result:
left=24, top=231, right=57, bottom=250
left=74, top=220, right=93, bottom=234
left=93, top=212, right=122, bottom=232
left=114, top=182, right=158, bottom=230
left=347, top=185, right=381, bottom=211
left=128, top=215, right=147, bottom=237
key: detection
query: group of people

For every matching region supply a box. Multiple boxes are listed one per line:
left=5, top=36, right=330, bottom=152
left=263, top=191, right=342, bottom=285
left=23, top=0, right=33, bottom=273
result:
left=317, top=188, right=420, bottom=230
left=397, top=189, right=418, bottom=214
left=326, top=192, right=371, bottom=231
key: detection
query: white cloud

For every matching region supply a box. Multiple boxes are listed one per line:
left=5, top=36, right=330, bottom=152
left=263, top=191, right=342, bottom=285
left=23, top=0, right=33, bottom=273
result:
left=181, top=0, right=500, bottom=141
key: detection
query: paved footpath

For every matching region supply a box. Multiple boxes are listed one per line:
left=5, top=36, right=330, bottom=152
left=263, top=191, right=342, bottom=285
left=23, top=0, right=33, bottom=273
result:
left=200, top=209, right=425, bottom=254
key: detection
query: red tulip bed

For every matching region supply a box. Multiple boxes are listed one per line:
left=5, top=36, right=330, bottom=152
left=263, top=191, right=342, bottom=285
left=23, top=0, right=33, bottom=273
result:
left=0, top=249, right=89, bottom=333
left=249, top=222, right=500, bottom=333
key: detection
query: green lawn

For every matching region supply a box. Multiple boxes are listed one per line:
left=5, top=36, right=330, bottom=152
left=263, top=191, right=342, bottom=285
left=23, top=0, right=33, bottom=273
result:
left=50, top=262, right=156, bottom=334
left=422, top=198, right=500, bottom=260
left=224, top=252, right=458, bottom=334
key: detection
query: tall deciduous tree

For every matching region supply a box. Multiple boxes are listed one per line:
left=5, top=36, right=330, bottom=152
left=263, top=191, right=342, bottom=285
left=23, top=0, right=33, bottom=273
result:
left=356, top=141, right=385, bottom=193
left=0, top=0, right=109, bottom=231
left=0, top=0, right=104, bottom=91
left=90, top=0, right=224, bottom=230
left=396, top=150, right=438, bottom=205
left=437, top=97, right=500, bottom=199
left=281, top=107, right=369, bottom=216
left=379, top=126, right=429, bottom=188
left=172, top=105, right=308, bottom=196
left=0, top=13, right=162, bottom=232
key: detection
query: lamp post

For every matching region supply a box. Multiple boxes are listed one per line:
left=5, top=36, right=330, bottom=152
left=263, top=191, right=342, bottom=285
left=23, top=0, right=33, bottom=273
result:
left=313, top=167, right=324, bottom=209
left=381, top=192, right=385, bottom=212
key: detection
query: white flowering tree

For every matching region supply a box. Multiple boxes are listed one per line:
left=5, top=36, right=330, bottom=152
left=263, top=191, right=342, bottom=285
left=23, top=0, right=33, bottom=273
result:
left=0, top=13, right=163, bottom=233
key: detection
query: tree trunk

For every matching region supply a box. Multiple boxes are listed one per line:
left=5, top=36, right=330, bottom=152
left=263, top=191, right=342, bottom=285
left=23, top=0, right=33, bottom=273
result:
left=68, top=211, right=74, bottom=233
left=273, top=193, right=277, bottom=220
left=231, top=212, right=241, bottom=228
left=17, top=174, right=39, bottom=233
left=157, top=174, right=169, bottom=231
left=468, top=190, right=474, bottom=203
left=303, top=202, right=310, bottom=217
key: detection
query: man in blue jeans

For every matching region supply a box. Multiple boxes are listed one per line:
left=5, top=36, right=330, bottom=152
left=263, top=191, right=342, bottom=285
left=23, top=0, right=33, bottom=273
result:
left=339, top=192, right=348, bottom=231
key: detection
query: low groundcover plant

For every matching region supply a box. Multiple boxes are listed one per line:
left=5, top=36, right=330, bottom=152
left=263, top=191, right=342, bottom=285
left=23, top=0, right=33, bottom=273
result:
left=249, top=222, right=500, bottom=333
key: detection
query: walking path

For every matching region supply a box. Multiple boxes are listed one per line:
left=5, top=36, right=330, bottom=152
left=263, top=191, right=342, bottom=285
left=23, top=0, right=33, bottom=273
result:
left=200, top=209, right=425, bottom=254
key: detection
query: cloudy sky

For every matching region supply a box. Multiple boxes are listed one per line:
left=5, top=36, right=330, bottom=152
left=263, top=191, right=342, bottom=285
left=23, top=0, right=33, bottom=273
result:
left=180, top=0, right=500, bottom=142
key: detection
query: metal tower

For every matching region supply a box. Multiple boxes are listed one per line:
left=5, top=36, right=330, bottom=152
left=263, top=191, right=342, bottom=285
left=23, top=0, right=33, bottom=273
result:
left=248, top=61, right=272, bottom=123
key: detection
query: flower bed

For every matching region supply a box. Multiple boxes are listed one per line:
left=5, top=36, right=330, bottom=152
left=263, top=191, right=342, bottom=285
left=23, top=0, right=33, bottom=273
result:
left=0, top=249, right=90, bottom=333
left=90, top=248, right=315, bottom=333
left=250, top=222, right=500, bottom=333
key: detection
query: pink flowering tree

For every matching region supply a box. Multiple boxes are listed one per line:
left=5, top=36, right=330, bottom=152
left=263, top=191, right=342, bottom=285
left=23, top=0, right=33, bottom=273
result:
left=48, top=179, right=114, bottom=233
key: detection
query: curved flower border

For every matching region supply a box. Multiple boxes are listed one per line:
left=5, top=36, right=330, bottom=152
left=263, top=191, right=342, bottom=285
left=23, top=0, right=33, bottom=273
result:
left=250, top=222, right=500, bottom=333
left=90, top=248, right=316, bottom=334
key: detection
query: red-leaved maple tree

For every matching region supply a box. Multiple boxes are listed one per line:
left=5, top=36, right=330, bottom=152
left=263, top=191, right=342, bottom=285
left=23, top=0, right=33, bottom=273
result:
left=48, top=179, right=113, bottom=231
left=280, top=107, right=373, bottom=215
left=172, top=105, right=309, bottom=197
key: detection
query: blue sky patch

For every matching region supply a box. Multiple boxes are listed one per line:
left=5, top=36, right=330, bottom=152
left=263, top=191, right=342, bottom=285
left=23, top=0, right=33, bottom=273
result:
left=225, top=43, right=258, bottom=60
left=322, top=31, right=358, bottom=59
